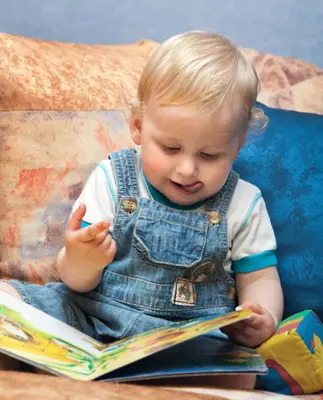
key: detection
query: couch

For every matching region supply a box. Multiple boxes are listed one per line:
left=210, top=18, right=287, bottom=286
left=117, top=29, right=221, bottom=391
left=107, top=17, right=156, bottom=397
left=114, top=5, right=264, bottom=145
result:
left=0, top=33, right=322, bottom=398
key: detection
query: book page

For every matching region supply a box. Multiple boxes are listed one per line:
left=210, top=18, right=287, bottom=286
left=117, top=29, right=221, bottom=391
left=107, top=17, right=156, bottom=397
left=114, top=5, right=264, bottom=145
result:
left=0, top=291, right=253, bottom=381
left=102, top=335, right=267, bottom=382
left=90, top=308, right=253, bottom=380
left=0, top=292, right=104, bottom=379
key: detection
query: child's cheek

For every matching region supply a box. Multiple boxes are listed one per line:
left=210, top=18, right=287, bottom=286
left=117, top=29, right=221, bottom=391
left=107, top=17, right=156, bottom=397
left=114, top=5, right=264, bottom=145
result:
left=145, top=154, right=168, bottom=174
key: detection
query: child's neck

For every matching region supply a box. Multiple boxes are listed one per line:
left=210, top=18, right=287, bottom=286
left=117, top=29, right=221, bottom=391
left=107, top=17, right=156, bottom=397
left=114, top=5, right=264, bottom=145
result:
left=143, top=174, right=208, bottom=210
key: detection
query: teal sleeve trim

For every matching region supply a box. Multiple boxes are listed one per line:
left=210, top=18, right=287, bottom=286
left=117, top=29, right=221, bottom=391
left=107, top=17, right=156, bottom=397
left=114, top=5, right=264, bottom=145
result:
left=238, top=192, right=262, bottom=233
left=81, top=220, right=91, bottom=229
left=98, top=162, right=117, bottom=206
left=232, top=250, right=277, bottom=273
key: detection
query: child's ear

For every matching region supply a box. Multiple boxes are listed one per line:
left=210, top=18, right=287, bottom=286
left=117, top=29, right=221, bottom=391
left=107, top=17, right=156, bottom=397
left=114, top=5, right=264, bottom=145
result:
left=234, top=130, right=247, bottom=160
left=238, top=130, right=248, bottom=152
left=130, top=108, right=142, bottom=145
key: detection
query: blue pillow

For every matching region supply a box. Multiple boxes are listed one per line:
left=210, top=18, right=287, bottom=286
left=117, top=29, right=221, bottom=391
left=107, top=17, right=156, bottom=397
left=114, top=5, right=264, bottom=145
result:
left=234, top=103, right=323, bottom=321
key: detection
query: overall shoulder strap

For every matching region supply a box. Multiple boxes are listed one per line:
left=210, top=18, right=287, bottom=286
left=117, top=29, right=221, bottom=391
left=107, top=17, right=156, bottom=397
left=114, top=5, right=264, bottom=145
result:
left=109, top=149, right=140, bottom=202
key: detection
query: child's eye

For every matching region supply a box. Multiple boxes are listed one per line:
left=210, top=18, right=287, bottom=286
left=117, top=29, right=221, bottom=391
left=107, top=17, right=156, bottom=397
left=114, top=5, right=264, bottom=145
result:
left=163, top=146, right=180, bottom=153
left=200, top=152, right=219, bottom=160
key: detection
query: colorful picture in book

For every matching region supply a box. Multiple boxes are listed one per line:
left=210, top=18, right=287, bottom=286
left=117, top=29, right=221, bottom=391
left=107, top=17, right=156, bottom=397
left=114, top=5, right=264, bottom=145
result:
left=0, top=305, right=96, bottom=377
left=0, top=296, right=254, bottom=381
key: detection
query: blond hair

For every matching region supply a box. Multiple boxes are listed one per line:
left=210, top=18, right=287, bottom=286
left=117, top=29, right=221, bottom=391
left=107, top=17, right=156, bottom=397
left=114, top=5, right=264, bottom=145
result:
left=134, top=31, right=267, bottom=132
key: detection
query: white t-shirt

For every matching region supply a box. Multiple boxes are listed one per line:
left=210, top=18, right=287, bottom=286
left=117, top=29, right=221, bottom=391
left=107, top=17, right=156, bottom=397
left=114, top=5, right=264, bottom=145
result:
left=73, top=153, right=277, bottom=274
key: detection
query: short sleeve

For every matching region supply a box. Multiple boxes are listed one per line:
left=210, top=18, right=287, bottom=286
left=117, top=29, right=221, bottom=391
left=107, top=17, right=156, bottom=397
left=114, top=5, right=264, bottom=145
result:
left=72, top=161, right=117, bottom=230
left=231, top=194, right=277, bottom=273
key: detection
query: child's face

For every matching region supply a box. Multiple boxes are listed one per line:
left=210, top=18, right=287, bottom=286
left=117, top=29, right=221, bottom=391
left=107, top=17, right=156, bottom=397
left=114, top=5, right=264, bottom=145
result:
left=131, top=98, right=246, bottom=206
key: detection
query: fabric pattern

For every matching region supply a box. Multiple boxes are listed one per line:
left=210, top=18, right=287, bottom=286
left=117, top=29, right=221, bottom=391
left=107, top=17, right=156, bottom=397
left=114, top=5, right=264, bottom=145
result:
left=0, top=33, right=322, bottom=114
left=0, top=111, right=134, bottom=282
left=0, top=33, right=157, bottom=111
left=234, top=104, right=323, bottom=321
left=243, top=48, right=323, bottom=115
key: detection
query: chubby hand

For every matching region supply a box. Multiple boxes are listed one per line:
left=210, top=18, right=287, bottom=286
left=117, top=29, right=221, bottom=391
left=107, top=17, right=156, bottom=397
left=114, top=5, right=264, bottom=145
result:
left=64, top=203, right=117, bottom=271
left=221, top=302, right=277, bottom=348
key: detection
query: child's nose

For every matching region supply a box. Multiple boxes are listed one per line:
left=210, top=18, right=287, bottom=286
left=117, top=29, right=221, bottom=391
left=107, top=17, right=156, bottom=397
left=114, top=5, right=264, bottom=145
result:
left=176, top=157, right=197, bottom=177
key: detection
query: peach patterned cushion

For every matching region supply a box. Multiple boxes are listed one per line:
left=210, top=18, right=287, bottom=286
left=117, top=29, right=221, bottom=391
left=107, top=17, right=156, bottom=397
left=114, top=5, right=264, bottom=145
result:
left=0, top=33, right=157, bottom=111
left=244, top=48, right=323, bottom=115
left=0, top=111, right=133, bottom=283
left=1, top=33, right=322, bottom=115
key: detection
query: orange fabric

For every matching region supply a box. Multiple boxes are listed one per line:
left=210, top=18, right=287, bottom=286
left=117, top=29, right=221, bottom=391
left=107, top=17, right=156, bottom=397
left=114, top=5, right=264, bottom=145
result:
left=0, top=33, right=322, bottom=114
left=0, top=33, right=158, bottom=111
left=0, top=110, right=133, bottom=283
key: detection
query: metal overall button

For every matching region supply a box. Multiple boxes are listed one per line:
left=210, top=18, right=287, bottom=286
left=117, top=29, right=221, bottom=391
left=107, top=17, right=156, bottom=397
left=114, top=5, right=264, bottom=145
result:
left=123, top=198, right=137, bottom=215
left=208, top=211, right=221, bottom=226
left=191, top=260, right=216, bottom=282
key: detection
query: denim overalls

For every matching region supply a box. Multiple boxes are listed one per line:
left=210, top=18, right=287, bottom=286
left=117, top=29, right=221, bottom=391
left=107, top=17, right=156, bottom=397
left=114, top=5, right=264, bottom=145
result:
left=9, top=149, right=238, bottom=342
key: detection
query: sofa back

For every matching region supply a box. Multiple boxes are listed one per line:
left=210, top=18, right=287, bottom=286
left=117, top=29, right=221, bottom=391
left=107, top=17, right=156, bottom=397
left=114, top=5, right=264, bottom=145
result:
left=0, top=33, right=322, bottom=320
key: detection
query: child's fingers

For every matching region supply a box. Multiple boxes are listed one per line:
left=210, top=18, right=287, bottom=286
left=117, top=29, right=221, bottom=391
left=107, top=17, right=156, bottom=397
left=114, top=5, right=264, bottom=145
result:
left=221, top=325, right=248, bottom=344
left=223, top=322, right=260, bottom=344
left=98, top=232, right=112, bottom=248
left=237, top=315, right=264, bottom=330
left=94, top=230, right=109, bottom=245
left=96, top=232, right=116, bottom=253
left=221, top=321, right=245, bottom=336
left=237, top=302, right=265, bottom=316
left=222, top=318, right=261, bottom=336
left=102, top=237, right=117, bottom=260
left=75, top=221, right=110, bottom=242
left=222, top=313, right=262, bottom=334
left=67, top=203, right=86, bottom=232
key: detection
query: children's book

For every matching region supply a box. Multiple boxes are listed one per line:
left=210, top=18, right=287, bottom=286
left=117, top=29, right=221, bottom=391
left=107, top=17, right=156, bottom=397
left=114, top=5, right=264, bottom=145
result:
left=0, top=292, right=267, bottom=382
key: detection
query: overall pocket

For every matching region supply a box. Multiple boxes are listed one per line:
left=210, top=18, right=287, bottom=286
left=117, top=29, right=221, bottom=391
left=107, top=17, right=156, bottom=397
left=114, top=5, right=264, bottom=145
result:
left=134, top=206, right=208, bottom=267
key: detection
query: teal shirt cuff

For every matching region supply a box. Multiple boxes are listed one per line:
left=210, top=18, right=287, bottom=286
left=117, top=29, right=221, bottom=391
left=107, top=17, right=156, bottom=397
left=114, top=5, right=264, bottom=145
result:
left=232, top=250, right=277, bottom=273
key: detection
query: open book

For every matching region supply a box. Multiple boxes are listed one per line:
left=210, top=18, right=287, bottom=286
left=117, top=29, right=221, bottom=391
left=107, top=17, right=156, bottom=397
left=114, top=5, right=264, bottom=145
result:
left=0, top=292, right=267, bottom=382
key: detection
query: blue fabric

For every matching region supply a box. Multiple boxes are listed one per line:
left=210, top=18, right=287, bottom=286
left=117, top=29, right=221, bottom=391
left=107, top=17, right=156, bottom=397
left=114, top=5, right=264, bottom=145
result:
left=106, top=149, right=238, bottom=315
left=234, top=103, right=323, bottom=321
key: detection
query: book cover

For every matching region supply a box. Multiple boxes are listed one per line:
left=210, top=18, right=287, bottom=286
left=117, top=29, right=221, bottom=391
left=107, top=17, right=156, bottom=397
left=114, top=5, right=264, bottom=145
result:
left=0, top=292, right=267, bottom=381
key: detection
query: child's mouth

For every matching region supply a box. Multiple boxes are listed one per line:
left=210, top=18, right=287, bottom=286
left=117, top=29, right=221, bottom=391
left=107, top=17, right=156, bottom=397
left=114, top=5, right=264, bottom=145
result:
left=170, top=180, right=202, bottom=194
